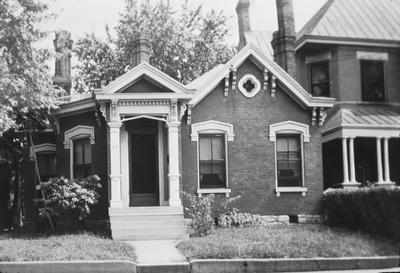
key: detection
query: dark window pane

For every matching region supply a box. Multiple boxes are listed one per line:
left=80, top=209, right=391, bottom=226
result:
left=73, top=138, right=92, bottom=179
left=276, top=135, right=302, bottom=187
left=361, top=60, right=385, bottom=102
left=37, top=153, right=57, bottom=182
left=310, top=62, right=330, bottom=97
left=199, top=134, right=226, bottom=188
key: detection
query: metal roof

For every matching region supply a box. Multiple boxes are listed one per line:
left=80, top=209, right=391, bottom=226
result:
left=297, top=0, right=400, bottom=42
left=323, top=106, right=400, bottom=133
left=244, top=31, right=274, bottom=57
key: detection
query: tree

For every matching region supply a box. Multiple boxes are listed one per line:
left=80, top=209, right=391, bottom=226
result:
left=73, top=0, right=236, bottom=92
left=0, top=0, right=61, bottom=134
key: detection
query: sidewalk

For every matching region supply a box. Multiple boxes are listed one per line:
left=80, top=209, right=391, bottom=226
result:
left=125, top=240, right=186, bottom=264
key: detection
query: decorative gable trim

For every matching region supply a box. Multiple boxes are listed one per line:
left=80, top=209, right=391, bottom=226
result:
left=269, top=121, right=311, bottom=142
left=188, top=44, right=335, bottom=109
left=64, top=125, right=95, bottom=149
left=191, top=120, right=234, bottom=141
left=101, top=62, right=193, bottom=95
left=29, top=143, right=56, bottom=161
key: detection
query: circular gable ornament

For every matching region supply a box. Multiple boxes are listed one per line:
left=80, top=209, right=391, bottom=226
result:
left=238, top=74, right=261, bottom=98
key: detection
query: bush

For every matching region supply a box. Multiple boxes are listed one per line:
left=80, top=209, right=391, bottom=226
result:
left=218, top=210, right=265, bottom=228
left=183, top=193, right=214, bottom=237
left=323, top=186, right=400, bottom=240
left=37, top=175, right=102, bottom=231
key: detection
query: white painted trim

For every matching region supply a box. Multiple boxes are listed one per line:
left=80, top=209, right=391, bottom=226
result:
left=64, top=125, right=95, bottom=149
left=275, top=187, right=308, bottom=197
left=191, top=120, right=235, bottom=142
left=158, top=122, right=167, bottom=206
left=238, top=74, right=261, bottom=98
left=356, top=51, right=389, bottom=61
left=269, top=121, right=311, bottom=142
left=101, top=62, right=194, bottom=95
left=197, top=188, right=231, bottom=197
left=322, top=128, right=400, bottom=143
left=189, top=43, right=336, bottom=109
left=29, top=143, right=56, bottom=160
left=120, top=125, right=130, bottom=207
left=270, top=121, right=308, bottom=195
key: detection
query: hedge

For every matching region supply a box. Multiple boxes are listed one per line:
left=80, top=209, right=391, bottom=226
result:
left=323, top=186, right=400, bottom=240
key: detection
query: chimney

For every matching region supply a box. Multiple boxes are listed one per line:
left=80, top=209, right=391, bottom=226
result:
left=236, top=0, right=251, bottom=50
left=131, top=34, right=151, bottom=67
left=53, top=30, right=73, bottom=94
left=271, top=0, right=296, bottom=77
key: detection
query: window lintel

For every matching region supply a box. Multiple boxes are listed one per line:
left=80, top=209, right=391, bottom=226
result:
left=64, top=125, right=95, bottom=149
left=269, top=121, right=310, bottom=142
left=191, top=120, right=234, bottom=141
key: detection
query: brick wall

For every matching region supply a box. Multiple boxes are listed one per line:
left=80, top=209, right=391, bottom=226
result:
left=181, top=58, right=324, bottom=215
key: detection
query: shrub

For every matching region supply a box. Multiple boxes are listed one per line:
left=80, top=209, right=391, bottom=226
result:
left=183, top=193, right=214, bottom=237
left=323, top=186, right=400, bottom=240
left=218, top=211, right=266, bottom=228
left=37, top=175, right=102, bottom=231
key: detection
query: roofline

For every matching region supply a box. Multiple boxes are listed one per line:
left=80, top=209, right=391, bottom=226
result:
left=96, top=93, right=193, bottom=101
left=189, top=43, right=335, bottom=109
left=101, top=62, right=195, bottom=95
left=295, top=35, right=400, bottom=51
left=53, top=97, right=97, bottom=117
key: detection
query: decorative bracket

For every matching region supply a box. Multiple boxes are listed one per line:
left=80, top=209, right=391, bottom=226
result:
left=169, top=99, right=178, bottom=122
left=111, top=99, right=119, bottom=122
left=271, top=75, right=277, bottom=97
left=311, top=107, right=317, bottom=126
left=179, top=103, right=187, bottom=121
left=263, top=68, right=269, bottom=91
left=319, top=107, right=327, bottom=126
left=230, top=66, right=237, bottom=91
left=187, top=105, right=192, bottom=125
left=224, top=75, right=229, bottom=97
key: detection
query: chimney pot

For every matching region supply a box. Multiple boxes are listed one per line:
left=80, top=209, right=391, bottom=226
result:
left=236, top=0, right=251, bottom=50
left=53, top=30, right=73, bottom=94
left=132, top=34, right=152, bottom=67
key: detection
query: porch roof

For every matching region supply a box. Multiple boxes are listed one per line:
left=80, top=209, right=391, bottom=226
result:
left=322, top=106, right=400, bottom=142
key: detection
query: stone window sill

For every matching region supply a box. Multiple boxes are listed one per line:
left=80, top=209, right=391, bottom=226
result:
left=197, top=188, right=231, bottom=197
left=276, top=187, right=307, bottom=197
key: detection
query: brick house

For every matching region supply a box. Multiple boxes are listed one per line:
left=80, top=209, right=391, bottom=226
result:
left=20, top=0, right=400, bottom=240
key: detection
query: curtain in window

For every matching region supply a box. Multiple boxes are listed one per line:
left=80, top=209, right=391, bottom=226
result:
left=276, top=135, right=302, bottom=187
left=73, top=138, right=92, bottom=179
left=199, top=134, right=226, bottom=188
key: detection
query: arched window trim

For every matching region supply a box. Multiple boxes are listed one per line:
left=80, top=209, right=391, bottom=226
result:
left=29, top=143, right=56, bottom=161
left=64, top=125, right=95, bottom=149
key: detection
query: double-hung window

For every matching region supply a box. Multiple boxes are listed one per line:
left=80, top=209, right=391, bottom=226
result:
left=37, top=153, right=57, bottom=182
left=73, top=138, right=92, bottom=179
left=276, top=135, right=302, bottom=187
left=361, top=60, right=385, bottom=102
left=199, top=134, right=226, bottom=189
left=309, top=62, right=330, bottom=97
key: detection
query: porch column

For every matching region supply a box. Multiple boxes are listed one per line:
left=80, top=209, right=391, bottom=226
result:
left=167, top=121, right=182, bottom=206
left=376, top=137, right=384, bottom=184
left=348, top=137, right=357, bottom=183
left=341, top=137, right=349, bottom=184
left=382, top=137, right=394, bottom=185
left=109, top=121, right=123, bottom=207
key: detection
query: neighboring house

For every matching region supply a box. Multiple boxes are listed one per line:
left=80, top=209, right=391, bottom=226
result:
left=20, top=0, right=400, bottom=240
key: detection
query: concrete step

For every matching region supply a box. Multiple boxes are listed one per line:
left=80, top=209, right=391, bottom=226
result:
left=110, top=218, right=187, bottom=228
left=109, top=206, right=183, bottom=215
left=112, top=226, right=188, bottom=241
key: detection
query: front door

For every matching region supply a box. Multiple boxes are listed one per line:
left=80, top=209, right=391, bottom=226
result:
left=130, top=132, right=159, bottom=206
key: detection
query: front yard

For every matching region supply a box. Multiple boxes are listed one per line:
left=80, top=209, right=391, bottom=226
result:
left=177, top=224, right=399, bottom=259
left=0, top=233, right=136, bottom=262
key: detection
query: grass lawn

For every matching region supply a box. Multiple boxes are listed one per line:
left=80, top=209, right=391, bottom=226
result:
left=177, top=224, right=399, bottom=260
left=0, top=233, right=136, bottom=262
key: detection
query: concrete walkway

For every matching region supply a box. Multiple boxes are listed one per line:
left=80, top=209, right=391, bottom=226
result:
left=125, top=240, right=187, bottom=264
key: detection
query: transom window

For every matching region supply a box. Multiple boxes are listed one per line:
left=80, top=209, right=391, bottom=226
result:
left=361, top=60, right=385, bottom=102
left=276, top=134, right=303, bottom=187
left=309, top=62, right=330, bottom=97
left=199, top=134, right=226, bottom=189
left=73, top=138, right=92, bottom=179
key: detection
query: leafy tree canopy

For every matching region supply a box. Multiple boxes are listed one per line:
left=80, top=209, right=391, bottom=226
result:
left=73, top=0, right=236, bottom=92
left=0, top=0, right=61, bottom=134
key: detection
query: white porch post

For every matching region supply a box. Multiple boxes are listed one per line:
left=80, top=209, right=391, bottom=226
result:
left=109, top=121, right=123, bottom=207
left=167, top=120, right=182, bottom=206
left=341, top=137, right=349, bottom=184
left=348, top=137, right=357, bottom=183
left=381, top=137, right=394, bottom=185
left=376, top=137, right=384, bottom=184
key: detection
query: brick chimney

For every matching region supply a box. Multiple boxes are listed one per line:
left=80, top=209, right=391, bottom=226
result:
left=271, top=0, right=296, bottom=77
left=131, top=34, right=151, bottom=67
left=53, top=30, right=73, bottom=94
left=236, top=0, right=251, bottom=50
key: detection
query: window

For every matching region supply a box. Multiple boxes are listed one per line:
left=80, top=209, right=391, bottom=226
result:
left=37, top=153, right=57, bottom=182
left=361, top=60, right=385, bottom=102
left=276, top=135, right=302, bottom=187
left=310, top=62, right=330, bottom=97
left=73, top=138, right=92, bottom=179
left=199, top=134, right=226, bottom=189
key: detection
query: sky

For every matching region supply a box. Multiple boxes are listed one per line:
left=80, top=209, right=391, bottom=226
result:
left=41, top=0, right=328, bottom=46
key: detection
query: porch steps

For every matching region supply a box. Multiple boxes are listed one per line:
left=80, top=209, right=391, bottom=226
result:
left=109, top=206, right=188, bottom=241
